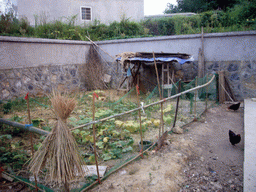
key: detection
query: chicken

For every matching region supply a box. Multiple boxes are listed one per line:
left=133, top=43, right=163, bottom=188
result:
left=228, top=102, right=240, bottom=111
left=229, top=130, right=241, bottom=146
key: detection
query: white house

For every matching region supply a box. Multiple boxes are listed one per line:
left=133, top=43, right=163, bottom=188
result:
left=17, top=0, right=144, bottom=26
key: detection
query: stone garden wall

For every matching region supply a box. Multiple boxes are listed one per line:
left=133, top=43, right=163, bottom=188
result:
left=1, top=31, right=256, bottom=100
left=205, top=60, right=256, bottom=100
left=0, top=64, right=84, bottom=99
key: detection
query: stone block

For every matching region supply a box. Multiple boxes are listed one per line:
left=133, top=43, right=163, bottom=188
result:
left=51, top=75, right=57, bottom=83
left=230, top=73, right=240, bottom=81
left=228, top=63, right=239, bottom=72
left=2, top=89, right=10, bottom=98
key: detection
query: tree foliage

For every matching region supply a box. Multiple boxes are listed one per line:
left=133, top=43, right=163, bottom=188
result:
left=164, top=0, right=239, bottom=13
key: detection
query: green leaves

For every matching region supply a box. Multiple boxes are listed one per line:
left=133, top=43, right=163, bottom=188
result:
left=0, top=134, right=12, bottom=140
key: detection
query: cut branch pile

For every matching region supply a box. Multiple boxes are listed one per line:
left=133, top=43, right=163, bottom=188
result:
left=28, top=92, right=87, bottom=186
left=82, top=45, right=107, bottom=90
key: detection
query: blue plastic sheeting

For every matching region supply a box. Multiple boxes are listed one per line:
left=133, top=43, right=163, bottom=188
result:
left=116, top=56, right=194, bottom=65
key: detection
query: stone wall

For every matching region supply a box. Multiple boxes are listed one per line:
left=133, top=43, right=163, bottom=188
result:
left=1, top=31, right=255, bottom=100
left=0, top=64, right=84, bottom=99
left=205, top=60, right=256, bottom=100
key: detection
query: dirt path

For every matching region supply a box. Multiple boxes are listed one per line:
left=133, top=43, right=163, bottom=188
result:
left=89, top=104, right=244, bottom=192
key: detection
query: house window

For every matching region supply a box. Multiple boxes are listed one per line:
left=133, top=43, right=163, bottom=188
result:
left=81, top=7, right=92, bottom=21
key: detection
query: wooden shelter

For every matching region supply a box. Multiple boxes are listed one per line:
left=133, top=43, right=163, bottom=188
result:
left=116, top=52, right=194, bottom=96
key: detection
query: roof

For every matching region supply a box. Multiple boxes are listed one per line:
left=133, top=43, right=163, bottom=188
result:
left=116, top=52, right=194, bottom=65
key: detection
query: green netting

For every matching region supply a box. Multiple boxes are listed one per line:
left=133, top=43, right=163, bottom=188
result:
left=146, top=74, right=217, bottom=102
left=108, top=87, right=136, bottom=105
left=5, top=173, right=54, bottom=192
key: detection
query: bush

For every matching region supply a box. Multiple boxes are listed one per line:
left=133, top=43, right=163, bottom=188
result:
left=142, top=17, right=175, bottom=36
left=228, top=1, right=256, bottom=24
left=0, top=3, right=255, bottom=41
left=0, top=12, right=20, bottom=35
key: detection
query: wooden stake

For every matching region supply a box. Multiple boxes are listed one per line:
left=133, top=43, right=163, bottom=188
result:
left=153, top=52, right=164, bottom=137
left=218, top=71, right=226, bottom=103
left=136, top=77, right=143, bottom=158
left=173, top=80, right=181, bottom=128
left=205, top=74, right=209, bottom=110
left=92, top=93, right=101, bottom=184
left=198, top=27, right=205, bottom=78
left=193, top=77, right=198, bottom=120
left=25, top=93, right=38, bottom=192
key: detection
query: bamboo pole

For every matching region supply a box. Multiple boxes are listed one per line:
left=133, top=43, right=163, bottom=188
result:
left=205, top=74, right=209, bottom=110
left=173, top=80, right=181, bottom=128
left=198, top=27, right=205, bottom=78
left=85, top=36, right=115, bottom=60
left=152, top=52, right=164, bottom=138
left=71, top=75, right=216, bottom=131
left=25, top=93, right=38, bottom=192
left=92, top=93, right=101, bottom=184
left=220, top=82, right=234, bottom=102
left=193, top=77, right=198, bottom=120
left=136, top=78, right=143, bottom=158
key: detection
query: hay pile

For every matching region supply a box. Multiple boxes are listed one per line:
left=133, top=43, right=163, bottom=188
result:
left=82, top=45, right=107, bottom=90
left=116, top=52, right=137, bottom=66
left=29, top=92, right=87, bottom=186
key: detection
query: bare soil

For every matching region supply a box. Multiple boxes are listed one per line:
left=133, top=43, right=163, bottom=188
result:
left=89, top=104, right=244, bottom=192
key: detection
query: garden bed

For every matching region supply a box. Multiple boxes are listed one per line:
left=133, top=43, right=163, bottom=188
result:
left=0, top=88, right=215, bottom=191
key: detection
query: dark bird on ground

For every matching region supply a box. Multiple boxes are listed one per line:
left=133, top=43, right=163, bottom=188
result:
left=228, top=102, right=240, bottom=111
left=229, top=130, right=241, bottom=146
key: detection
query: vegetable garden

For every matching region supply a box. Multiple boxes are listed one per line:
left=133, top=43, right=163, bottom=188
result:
left=0, top=73, right=217, bottom=191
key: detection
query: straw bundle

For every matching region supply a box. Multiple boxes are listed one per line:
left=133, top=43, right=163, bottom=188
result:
left=29, top=92, right=87, bottom=186
left=116, top=52, right=137, bottom=66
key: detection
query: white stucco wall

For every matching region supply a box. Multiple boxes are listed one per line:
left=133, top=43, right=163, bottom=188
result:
left=96, top=31, right=256, bottom=62
left=0, top=36, right=90, bottom=69
left=1, top=31, right=255, bottom=70
left=17, top=0, right=144, bottom=25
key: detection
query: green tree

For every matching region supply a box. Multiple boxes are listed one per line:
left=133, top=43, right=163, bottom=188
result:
left=164, top=0, right=239, bottom=13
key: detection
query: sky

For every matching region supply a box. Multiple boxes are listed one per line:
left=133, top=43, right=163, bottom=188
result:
left=144, top=0, right=177, bottom=16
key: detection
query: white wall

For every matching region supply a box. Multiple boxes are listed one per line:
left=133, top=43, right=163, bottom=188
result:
left=1, top=31, right=256, bottom=70
left=0, top=36, right=91, bottom=69
left=17, top=0, right=144, bottom=25
left=96, top=31, right=256, bottom=62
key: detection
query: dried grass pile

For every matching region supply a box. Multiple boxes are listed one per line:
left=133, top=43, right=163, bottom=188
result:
left=116, top=52, right=137, bottom=66
left=29, top=92, right=87, bottom=186
left=82, top=45, right=107, bottom=90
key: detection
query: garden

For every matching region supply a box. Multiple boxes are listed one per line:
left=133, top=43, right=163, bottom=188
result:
left=0, top=74, right=217, bottom=191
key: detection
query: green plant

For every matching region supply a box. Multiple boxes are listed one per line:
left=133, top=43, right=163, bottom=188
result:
left=3, top=100, right=12, bottom=114
left=0, top=134, right=29, bottom=170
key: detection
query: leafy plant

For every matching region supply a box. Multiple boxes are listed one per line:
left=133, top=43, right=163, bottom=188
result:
left=3, top=100, right=12, bottom=114
left=0, top=134, right=29, bottom=170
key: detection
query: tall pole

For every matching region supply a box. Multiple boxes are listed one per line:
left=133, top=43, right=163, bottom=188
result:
left=25, top=93, right=38, bottom=192
left=136, top=77, right=143, bottom=158
left=153, top=52, right=164, bottom=138
left=92, top=93, right=101, bottom=184
left=173, top=80, right=181, bottom=128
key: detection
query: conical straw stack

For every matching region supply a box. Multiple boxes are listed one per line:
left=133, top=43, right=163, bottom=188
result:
left=29, top=92, right=88, bottom=186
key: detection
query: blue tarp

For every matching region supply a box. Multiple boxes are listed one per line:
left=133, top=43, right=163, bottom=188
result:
left=116, top=56, right=194, bottom=65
